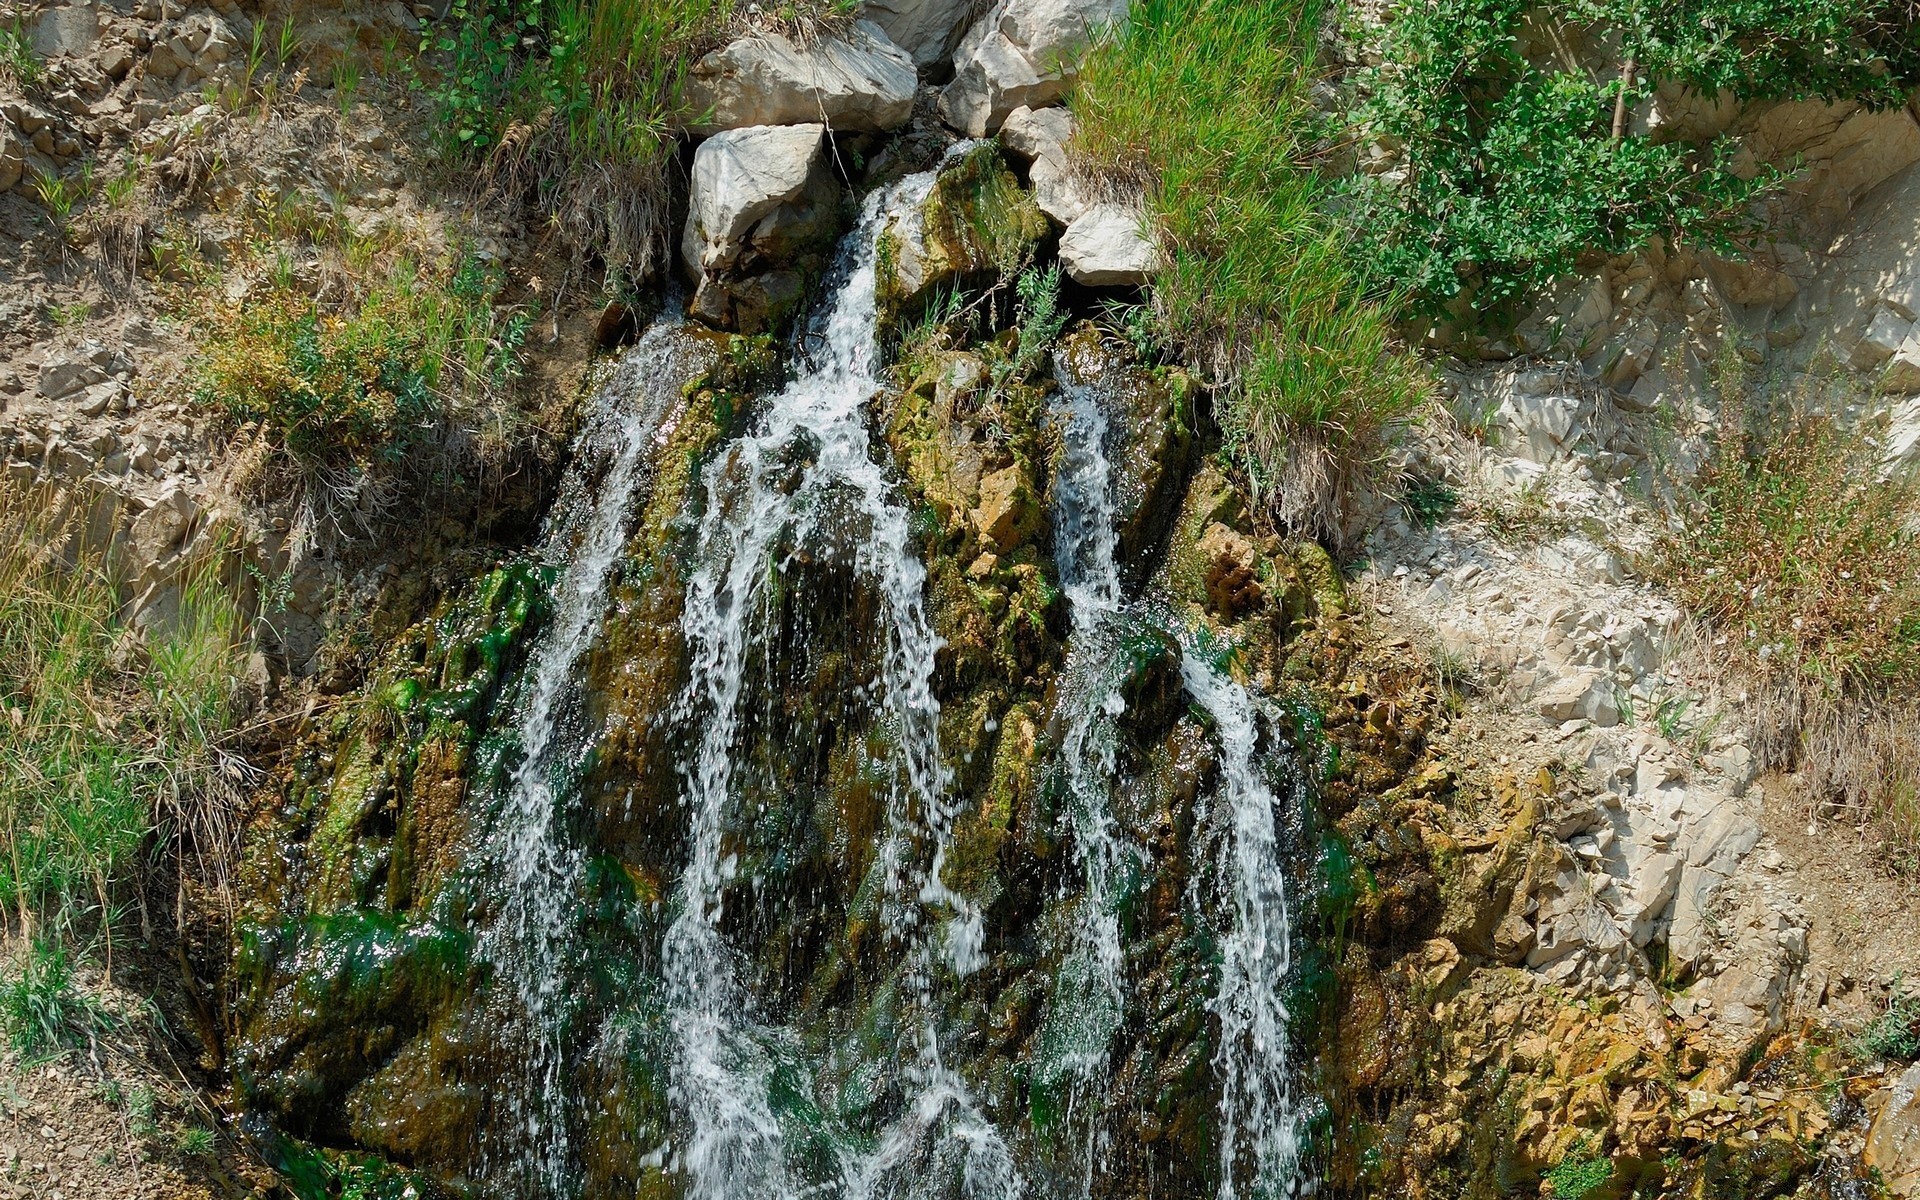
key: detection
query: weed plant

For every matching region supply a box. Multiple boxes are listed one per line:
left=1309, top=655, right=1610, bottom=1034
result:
left=1071, top=0, right=1424, bottom=542
left=0, top=484, right=246, bottom=943
left=0, top=937, right=121, bottom=1058
left=1662, top=395, right=1920, bottom=855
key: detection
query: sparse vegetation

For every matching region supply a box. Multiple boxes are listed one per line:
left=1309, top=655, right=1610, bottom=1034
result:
left=1664, top=396, right=1920, bottom=854
left=0, top=484, right=248, bottom=944
left=1544, top=1135, right=1612, bottom=1199
left=0, top=14, right=41, bottom=89
left=1071, top=0, right=1425, bottom=539
left=190, top=249, right=532, bottom=477
left=0, top=937, right=122, bottom=1058
left=1852, top=977, right=1920, bottom=1063
left=419, top=0, right=855, bottom=289
left=1341, top=0, right=1920, bottom=328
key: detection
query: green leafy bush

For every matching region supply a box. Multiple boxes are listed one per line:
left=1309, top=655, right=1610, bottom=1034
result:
left=1853, top=978, right=1920, bottom=1062
left=1545, top=1135, right=1612, bottom=1199
left=1343, top=0, right=1919, bottom=325
left=1072, top=0, right=1424, bottom=539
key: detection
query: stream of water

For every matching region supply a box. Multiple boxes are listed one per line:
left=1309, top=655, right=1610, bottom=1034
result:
left=481, top=318, right=715, bottom=1196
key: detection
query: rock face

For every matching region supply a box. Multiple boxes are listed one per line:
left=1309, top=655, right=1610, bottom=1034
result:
left=1000, top=104, right=1089, bottom=224
left=1059, top=202, right=1158, bottom=286
left=859, top=0, right=980, bottom=68
left=877, top=143, right=1047, bottom=320
left=681, top=124, right=841, bottom=332
left=682, top=20, right=917, bottom=134
left=937, top=0, right=1128, bottom=136
left=1870, top=1063, right=1920, bottom=1198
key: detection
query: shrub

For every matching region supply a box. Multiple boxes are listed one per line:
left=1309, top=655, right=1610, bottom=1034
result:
left=192, top=252, right=529, bottom=472
left=1342, top=0, right=1920, bottom=326
left=1545, top=1135, right=1612, bottom=1199
left=1071, top=0, right=1425, bottom=541
left=0, top=484, right=247, bottom=938
left=1853, top=978, right=1920, bottom=1063
left=1662, top=401, right=1920, bottom=854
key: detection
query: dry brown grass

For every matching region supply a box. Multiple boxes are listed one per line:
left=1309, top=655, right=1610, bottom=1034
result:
left=1663, top=399, right=1920, bottom=862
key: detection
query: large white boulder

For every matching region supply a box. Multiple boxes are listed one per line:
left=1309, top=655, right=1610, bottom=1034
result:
left=1000, top=104, right=1088, bottom=224
left=683, top=20, right=917, bottom=134
left=683, top=124, right=831, bottom=273
left=1058, top=202, right=1157, bottom=287
left=936, top=0, right=1127, bottom=136
left=859, top=0, right=979, bottom=68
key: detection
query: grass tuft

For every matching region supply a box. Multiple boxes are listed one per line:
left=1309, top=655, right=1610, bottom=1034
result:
left=0, top=937, right=121, bottom=1058
left=1071, top=0, right=1424, bottom=542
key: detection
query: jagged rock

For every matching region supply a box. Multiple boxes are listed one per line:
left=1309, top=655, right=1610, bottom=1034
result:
left=1882, top=330, right=1920, bottom=394
left=971, top=463, right=1035, bottom=552
left=37, top=355, right=107, bottom=400
left=1533, top=669, right=1619, bottom=728
left=682, top=124, right=839, bottom=332
left=0, top=124, right=23, bottom=192
left=1001, top=104, right=1088, bottom=224
left=878, top=145, right=1046, bottom=319
left=937, top=0, right=1128, bottom=136
left=682, top=20, right=916, bottom=134
left=1854, top=305, right=1915, bottom=370
left=1869, top=1063, right=1920, bottom=1198
left=859, top=0, right=978, bottom=68
left=1059, top=203, right=1157, bottom=287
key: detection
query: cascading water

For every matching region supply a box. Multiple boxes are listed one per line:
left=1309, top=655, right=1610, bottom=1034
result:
left=665, top=157, right=1018, bottom=1200
left=480, top=318, right=715, bottom=1196
left=1180, top=652, right=1303, bottom=1199
left=1039, top=350, right=1141, bottom=1193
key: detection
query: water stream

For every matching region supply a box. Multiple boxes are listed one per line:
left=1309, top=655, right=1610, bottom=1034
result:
left=666, top=159, right=1017, bottom=1200
left=481, top=318, right=715, bottom=1196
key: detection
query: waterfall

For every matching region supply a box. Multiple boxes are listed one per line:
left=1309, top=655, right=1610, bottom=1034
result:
left=666, top=156, right=1018, bottom=1200
left=1179, top=651, right=1302, bottom=1199
left=480, top=318, right=715, bottom=1197
left=1040, top=350, right=1140, bottom=1193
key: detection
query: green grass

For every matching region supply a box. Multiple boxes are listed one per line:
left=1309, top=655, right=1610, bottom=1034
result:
left=0, top=484, right=247, bottom=942
left=1070, top=0, right=1424, bottom=540
left=191, top=250, right=529, bottom=472
left=0, top=937, right=121, bottom=1058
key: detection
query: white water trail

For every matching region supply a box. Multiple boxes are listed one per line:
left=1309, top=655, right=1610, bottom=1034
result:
left=482, top=318, right=712, bottom=1197
left=1042, top=351, right=1138, bottom=1191
left=1179, top=652, right=1301, bottom=1200
left=666, top=157, right=1016, bottom=1200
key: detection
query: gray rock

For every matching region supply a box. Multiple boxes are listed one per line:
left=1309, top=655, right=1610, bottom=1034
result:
left=1058, top=202, right=1157, bottom=287
left=937, top=0, right=1127, bottom=136
left=33, top=4, right=98, bottom=57
left=1532, top=669, right=1620, bottom=728
left=683, top=20, right=916, bottom=134
left=38, top=357, right=108, bottom=400
left=1001, top=104, right=1088, bottom=224
left=1882, top=330, right=1920, bottom=395
left=859, top=0, right=979, bottom=67
left=683, top=123, right=830, bottom=275
left=1867, top=1062, right=1920, bottom=1197
left=1855, top=305, right=1915, bottom=370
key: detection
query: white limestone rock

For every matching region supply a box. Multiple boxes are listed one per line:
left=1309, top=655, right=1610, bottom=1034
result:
left=859, top=0, right=979, bottom=67
left=1058, top=202, right=1157, bottom=287
left=683, top=21, right=917, bottom=134
left=1001, top=104, right=1088, bottom=224
left=1868, top=1063, right=1920, bottom=1198
left=937, top=0, right=1127, bottom=136
left=682, top=124, right=831, bottom=275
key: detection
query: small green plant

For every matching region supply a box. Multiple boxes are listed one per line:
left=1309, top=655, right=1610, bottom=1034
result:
left=1475, top=478, right=1570, bottom=545
left=1402, top=476, right=1458, bottom=528
left=30, top=167, right=86, bottom=235
left=0, top=16, right=42, bottom=88
left=1013, top=263, right=1067, bottom=374
left=1654, top=695, right=1693, bottom=742
left=1545, top=1134, right=1612, bottom=1199
left=174, top=1125, right=217, bottom=1157
left=330, top=57, right=361, bottom=119
left=0, top=938, right=120, bottom=1058
left=47, top=300, right=92, bottom=329
left=1853, top=977, right=1920, bottom=1062
left=125, top=1083, right=159, bottom=1139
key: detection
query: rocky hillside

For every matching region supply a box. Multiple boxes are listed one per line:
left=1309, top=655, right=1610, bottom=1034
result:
left=2, top=0, right=1919, bottom=1198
